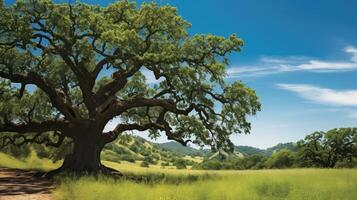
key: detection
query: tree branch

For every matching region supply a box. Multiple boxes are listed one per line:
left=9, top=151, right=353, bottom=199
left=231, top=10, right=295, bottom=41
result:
left=94, top=63, right=142, bottom=105
left=0, top=71, right=77, bottom=120
left=102, top=121, right=191, bottom=146
left=0, top=131, right=67, bottom=149
left=105, top=97, right=194, bottom=121
left=0, top=120, right=69, bottom=134
left=31, top=27, right=98, bottom=114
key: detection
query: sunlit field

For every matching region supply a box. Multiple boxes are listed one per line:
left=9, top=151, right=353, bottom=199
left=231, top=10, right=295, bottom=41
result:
left=54, top=168, right=357, bottom=200
left=1, top=153, right=356, bottom=200
left=0, top=152, right=61, bottom=171
left=0, top=153, right=357, bottom=200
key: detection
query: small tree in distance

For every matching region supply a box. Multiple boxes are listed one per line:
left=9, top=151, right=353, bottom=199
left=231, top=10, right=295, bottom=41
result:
left=0, top=0, right=260, bottom=176
left=265, top=149, right=296, bottom=169
left=297, top=128, right=357, bottom=168
left=174, top=158, right=187, bottom=169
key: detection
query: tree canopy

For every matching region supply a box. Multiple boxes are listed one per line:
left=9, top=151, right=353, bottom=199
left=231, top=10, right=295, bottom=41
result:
left=297, top=128, right=357, bottom=168
left=0, top=0, right=260, bottom=174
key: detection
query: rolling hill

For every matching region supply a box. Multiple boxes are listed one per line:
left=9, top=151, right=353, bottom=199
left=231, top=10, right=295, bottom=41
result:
left=1, top=133, right=298, bottom=168
left=101, top=136, right=200, bottom=166
left=155, top=141, right=207, bottom=157
left=156, top=140, right=297, bottom=157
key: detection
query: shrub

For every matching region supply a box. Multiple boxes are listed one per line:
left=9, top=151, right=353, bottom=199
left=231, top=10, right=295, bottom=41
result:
left=335, top=158, right=357, bottom=168
left=140, top=161, right=149, bottom=168
left=129, top=145, right=140, bottom=153
left=143, top=156, right=157, bottom=164
left=265, top=149, right=297, bottom=169
left=174, top=159, right=187, bottom=169
left=120, top=154, right=136, bottom=163
left=161, top=162, right=170, bottom=167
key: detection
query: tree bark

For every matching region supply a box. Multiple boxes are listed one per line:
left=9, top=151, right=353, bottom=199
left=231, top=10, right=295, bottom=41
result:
left=60, top=137, right=103, bottom=173
left=46, top=128, right=121, bottom=178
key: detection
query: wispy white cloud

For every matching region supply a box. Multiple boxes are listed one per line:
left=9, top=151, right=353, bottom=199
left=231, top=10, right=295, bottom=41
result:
left=227, top=46, right=357, bottom=77
left=260, top=56, right=310, bottom=64
left=345, top=46, right=357, bottom=62
left=277, top=83, right=357, bottom=107
left=297, top=60, right=357, bottom=71
left=140, top=68, right=165, bottom=84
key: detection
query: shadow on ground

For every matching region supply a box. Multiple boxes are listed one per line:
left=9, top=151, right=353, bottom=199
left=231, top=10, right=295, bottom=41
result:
left=0, top=167, right=54, bottom=200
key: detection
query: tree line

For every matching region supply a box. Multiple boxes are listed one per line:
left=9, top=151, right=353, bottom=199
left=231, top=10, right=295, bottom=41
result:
left=193, top=128, right=357, bottom=170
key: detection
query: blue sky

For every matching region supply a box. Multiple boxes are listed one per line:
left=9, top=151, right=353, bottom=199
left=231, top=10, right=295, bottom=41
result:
left=5, top=0, right=357, bottom=148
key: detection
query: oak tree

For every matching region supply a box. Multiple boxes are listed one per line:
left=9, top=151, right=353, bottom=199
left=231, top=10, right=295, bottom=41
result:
left=297, top=128, right=357, bottom=168
left=0, top=0, right=260, bottom=175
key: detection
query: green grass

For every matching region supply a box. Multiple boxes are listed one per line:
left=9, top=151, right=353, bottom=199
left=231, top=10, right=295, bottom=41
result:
left=0, top=151, right=60, bottom=171
left=54, top=169, right=357, bottom=200
left=1, top=152, right=356, bottom=200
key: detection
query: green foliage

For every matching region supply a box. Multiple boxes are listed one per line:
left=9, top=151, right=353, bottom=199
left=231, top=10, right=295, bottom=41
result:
left=157, top=142, right=206, bottom=156
left=235, top=143, right=298, bottom=156
left=335, top=157, right=357, bottom=168
left=0, top=151, right=60, bottom=171
left=120, top=154, right=136, bottom=163
left=174, top=158, right=187, bottom=169
left=235, top=146, right=268, bottom=156
left=1, top=144, right=31, bottom=159
left=0, top=0, right=260, bottom=159
left=235, top=154, right=266, bottom=169
left=2, top=127, right=355, bottom=170
left=143, top=156, right=156, bottom=164
left=194, top=154, right=267, bottom=170
left=54, top=169, right=357, bottom=200
left=266, top=142, right=298, bottom=153
left=193, top=159, right=224, bottom=170
left=194, top=128, right=356, bottom=171
left=297, top=128, right=357, bottom=168
left=161, top=162, right=170, bottom=167
left=0, top=137, right=73, bottom=163
left=265, top=149, right=297, bottom=169
left=101, top=136, right=197, bottom=166
left=140, top=161, right=149, bottom=168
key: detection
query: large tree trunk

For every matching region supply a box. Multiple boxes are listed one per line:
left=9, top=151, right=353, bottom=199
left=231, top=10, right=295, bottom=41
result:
left=61, top=137, right=103, bottom=173
left=46, top=128, right=121, bottom=177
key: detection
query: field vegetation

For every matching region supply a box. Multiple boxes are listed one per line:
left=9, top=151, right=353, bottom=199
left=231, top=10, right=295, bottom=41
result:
left=54, top=169, right=357, bottom=200
left=1, top=151, right=356, bottom=200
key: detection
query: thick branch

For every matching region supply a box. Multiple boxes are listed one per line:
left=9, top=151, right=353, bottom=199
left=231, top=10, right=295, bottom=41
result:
left=0, top=120, right=69, bottom=134
left=0, top=131, right=66, bottom=149
left=105, top=97, right=194, bottom=121
left=30, top=29, right=97, bottom=114
left=102, top=121, right=191, bottom=146
left=94, top=63, right=142, bottom=105
left=0, top=71, right=76, bottom=120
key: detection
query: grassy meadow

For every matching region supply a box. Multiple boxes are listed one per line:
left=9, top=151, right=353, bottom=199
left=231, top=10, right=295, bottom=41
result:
left=0, top=151, right=61, bottom=171
left=1, top=153, right=356, bottom=200
left=54, top=168, right=357, bottom=200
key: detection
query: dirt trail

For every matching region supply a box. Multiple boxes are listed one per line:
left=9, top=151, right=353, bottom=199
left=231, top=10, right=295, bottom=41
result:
left=0, top=167, right=54, bottom=200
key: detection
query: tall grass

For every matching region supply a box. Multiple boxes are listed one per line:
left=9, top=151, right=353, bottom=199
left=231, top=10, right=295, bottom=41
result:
left=1, top=152, right=356, bottom=200
left=54, top=169, right=357, bottom=200
left=0, top=151, right=60, bottom=171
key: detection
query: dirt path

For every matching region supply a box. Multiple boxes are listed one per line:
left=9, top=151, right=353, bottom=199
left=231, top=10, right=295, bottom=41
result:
left=0, top=167, right=55, bottom=200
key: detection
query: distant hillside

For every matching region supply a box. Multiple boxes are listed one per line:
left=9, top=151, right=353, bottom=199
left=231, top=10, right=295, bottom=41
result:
left=102, top=136, right=196, bottom=166
left=0, top=132, right=299, bottom=167
left=104, top=135, right=298, bottom=164
left=235, top=146, right=268, bottom=156
left=235, top=142, right=298, bottom=156
left=156, top=141, right=297, bottom=157
left=155, top=142, right=207, bottom=156
left=266, top=142, right=298, bottom=154
left=101, top=135, right=202, bottom=166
